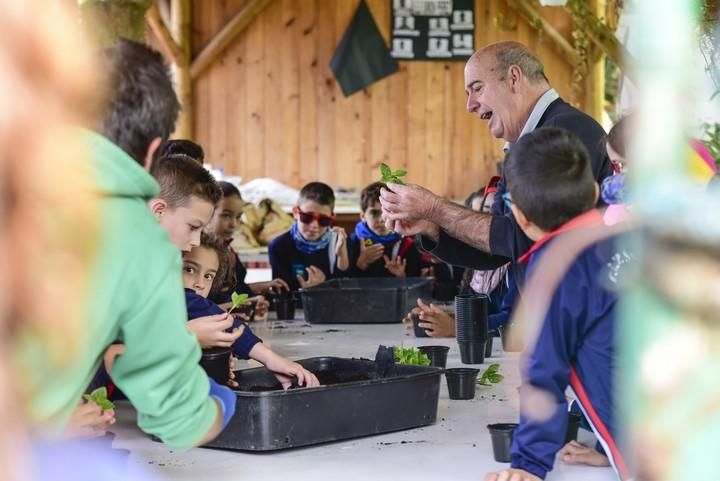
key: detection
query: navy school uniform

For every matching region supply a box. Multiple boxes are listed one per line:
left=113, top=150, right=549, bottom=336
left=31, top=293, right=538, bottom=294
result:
left=185, top=288, right=261, bottom=359
left=269, top=230, right=342, bottom=291
left=347, top=234, right=422, bottom=277
left=509, top=213, right=630, bottom=481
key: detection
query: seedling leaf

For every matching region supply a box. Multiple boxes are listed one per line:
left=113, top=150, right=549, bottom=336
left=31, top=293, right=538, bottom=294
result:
left=477, top=363, right=503, bottom=386
left=83, top=386, right=115, bottom=410
left=229, top=292, right=249, bottom=313
left=392, top=346, right=430, bottom=366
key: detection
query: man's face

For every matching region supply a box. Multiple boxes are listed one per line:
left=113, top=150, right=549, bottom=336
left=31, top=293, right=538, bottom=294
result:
left=464, top=55, right=521, bottom=142
left=158, top=196, right=215, bottom=252
left=361, top=201, right=390, bottom=236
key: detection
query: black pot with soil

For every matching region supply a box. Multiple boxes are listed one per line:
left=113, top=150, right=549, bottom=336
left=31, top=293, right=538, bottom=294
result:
left=272, top=291, right=296, bottom=320
left=417, top=345, right=449, bottom=368
left=412, top=314, right=429, bottom=337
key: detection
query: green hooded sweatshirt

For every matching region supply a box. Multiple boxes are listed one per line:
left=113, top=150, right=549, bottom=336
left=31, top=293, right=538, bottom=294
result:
left=19, top=130, right=217, bottom=449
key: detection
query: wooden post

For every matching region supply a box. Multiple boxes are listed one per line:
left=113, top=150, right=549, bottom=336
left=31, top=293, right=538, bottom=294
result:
left=190, top=0, right=273, bottom=79
left=79, top=0, right=154, bottom=48
left=146, top=4, right=184, bottom=67
left=171, top=0, right=193, bottom=139
left=586, top=0, right=605, bottom=123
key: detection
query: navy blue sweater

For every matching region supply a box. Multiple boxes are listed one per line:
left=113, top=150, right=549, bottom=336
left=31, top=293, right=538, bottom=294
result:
left=510, top=227, right=630, bottom=480
left=419, top=98, right=613, bottom=287
left=269, top=230, right=345, bottom=291
left=184, top=288, right=261, bottom=359
left=347, top=234, right=423, bottom=278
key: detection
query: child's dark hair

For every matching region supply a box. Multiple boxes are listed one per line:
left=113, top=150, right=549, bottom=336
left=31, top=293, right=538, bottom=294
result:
left=505, top=128, right=596, bottom=232
left=606, top=114, right=633, bottom=158
left=195, top=232, right=236, bottom=298
left=218, top=181, right=243, bottom=201
left=464, top=188, right=485, bottom=210
left=150, top=155, right=222, bottom=209
left=161, top=140, right=204, bottom=164
left=298, top=182, right=335, bottom=210
left=99, top=39, right=180, bottom=166
left=360, top=182, right=385, bottom=211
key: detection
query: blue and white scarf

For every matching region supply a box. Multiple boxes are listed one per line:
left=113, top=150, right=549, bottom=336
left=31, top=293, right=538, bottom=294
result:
left=354, top=221, right=400, bottom=246
left=291, top=222, right=332, bottom=254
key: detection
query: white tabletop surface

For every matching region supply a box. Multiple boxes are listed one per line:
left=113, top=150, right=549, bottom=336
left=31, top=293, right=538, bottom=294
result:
left=110, top=318, right=617, bottom=481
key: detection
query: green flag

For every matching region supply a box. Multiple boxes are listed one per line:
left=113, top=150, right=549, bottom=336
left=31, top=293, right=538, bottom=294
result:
left=330, top=0, right=398, bottom=97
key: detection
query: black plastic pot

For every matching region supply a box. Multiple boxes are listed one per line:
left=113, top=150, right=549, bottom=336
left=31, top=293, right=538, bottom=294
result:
left=455, top=294, right=489, bottom=343
left=565, top=411, right=582, bottom=444
left=412, top=314, right=429, bottom=337
left=418, top=345, right=449, bottom=368
left=234, top=302, right=256, bottom=323
left=485, top=336, right=494, bottom=358
left=458, top=340, right=486, bottom=365
left=488, top=423, right=518, bottom=462
left=274, top=296, right=296, bottom=320
left=445, top=367, right=479, bottom=400
left=199, top=347, right=231, bottom=385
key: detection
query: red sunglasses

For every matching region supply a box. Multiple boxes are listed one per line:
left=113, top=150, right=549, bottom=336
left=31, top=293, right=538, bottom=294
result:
left=293, top=207, right=335, bottom=227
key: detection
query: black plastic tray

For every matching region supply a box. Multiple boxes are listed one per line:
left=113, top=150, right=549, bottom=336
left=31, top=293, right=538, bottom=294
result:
left=299, top=277, right=433, bottom=324
left=204, top=357, right=442, bottom=451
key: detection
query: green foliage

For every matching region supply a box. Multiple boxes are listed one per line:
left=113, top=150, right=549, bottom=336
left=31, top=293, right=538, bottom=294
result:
left=228, top=292, right=249, bottom=314
left=393, top=346, right=430, bottom=366
left=83, top=387, right=115, bottom=410
left=702, top=123, right=720, bottom=170
left=477, top=363, right=504, bottom=386
left=380, top=163, right=407, bottom=185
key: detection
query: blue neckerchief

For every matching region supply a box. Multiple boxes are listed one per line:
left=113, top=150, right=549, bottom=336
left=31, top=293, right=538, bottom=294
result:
left=354, top=220, right=400, bottom=245
left=290, top=222, right=332, bottom=254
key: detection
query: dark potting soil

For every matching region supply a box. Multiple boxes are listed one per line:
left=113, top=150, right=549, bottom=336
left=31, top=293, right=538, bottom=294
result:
left=243, top=369, right=375, bottom=392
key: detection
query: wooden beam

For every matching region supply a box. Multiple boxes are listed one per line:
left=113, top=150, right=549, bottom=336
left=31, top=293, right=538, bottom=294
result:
left=505, top=0, right=581, bottom=66
left=171, top=0, right=193, bottom=139
left=190, top=0, right=273, bottom=79
left=146, top=4, right=184, bottom=67
left=566, top=0, right=636, bottom=80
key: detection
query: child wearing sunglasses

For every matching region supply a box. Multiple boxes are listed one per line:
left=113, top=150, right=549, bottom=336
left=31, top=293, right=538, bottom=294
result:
left=269, top=182, right=349, bottom=290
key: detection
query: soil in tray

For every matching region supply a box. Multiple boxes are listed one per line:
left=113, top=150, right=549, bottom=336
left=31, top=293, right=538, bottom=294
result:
left=240, top=370, right=374, bottom=392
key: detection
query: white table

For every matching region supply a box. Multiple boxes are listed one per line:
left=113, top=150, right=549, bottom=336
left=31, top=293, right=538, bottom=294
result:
left=110, top=318, right=616, bottom=481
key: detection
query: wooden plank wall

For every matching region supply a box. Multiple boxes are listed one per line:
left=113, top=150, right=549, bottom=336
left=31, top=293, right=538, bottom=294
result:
left=191, top=0, right=583, bottom=199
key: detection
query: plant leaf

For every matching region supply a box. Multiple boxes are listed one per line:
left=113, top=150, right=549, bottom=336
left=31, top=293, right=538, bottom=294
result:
left=380, top=163, right=391, bottom=177
left=393, top=169, right=407, bottom=177
left=229, top=292, right=249, bottom=313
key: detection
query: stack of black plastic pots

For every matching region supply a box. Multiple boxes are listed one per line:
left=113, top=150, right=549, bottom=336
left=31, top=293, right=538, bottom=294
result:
left=455, top=293, right=489, bottom=364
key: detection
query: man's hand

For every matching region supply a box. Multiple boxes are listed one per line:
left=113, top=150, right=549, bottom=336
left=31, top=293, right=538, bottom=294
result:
left=380, top=183, right=441, bottom=221
left=297, top=265, right=326, bottom=288
left=357, top=241, right=385, bottom=270
left=187, top=313, right=244, bottom=348
left=483, top=468, right=542, bottom=481
left=384, top=255, right=407, bottom=277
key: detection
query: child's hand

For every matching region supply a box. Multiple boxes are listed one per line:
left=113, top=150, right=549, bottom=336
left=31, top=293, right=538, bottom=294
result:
left=103, top=344, right=125, bottom=374
left=402, top=306, right=423, bottom=331
left=332, top=226, right=347, bottom=255
left=63, top=399, right=116, bottom=439
left=249, top=295, right=269, bottom=317
left=559, top=441, right=611, bottom=467
left=357, top=241, right=384, bottom=270
left=384, top=255, right=407, bottom=277
left=264, top=353, right=320, bottom=390
left=228, top=355, right=240, bottom=388
left=416, top=298, right=455, bottom=337
left=483, top=469, right=541, bottom=481
left=187, top=313, right=244, bottom=348
left=266, top=278, right=289, bottom=294
left=297, top=266, right=326, bottom=288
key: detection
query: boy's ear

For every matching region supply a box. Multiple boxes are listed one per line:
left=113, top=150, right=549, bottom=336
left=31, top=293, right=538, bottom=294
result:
left=510, top=203, right=531, bottom=231
left=143, top=137, right=163, bottom=171
left=148, top=197, right=168, bottom=220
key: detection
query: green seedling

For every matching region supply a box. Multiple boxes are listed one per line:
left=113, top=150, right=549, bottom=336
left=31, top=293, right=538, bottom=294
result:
left=393, top=346, right=430, bottom=366
left=380, top=163, right=407, bottom=185
left=83, top=387, right=115, bottom=410
left=228, top=292, right=249, bottom=314
left=477, top=363, right=504, bottom=386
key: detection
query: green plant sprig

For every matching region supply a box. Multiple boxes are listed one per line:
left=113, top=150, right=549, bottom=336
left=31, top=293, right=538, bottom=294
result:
left=83, top=387, right=115, bottom=410
left=380, top=163, right=407, bottom=185
left=392, top=346, right=430, bottom=366
left=477, top=363, right=504, bottom=386
left=228, top=292, right=249, bottom=314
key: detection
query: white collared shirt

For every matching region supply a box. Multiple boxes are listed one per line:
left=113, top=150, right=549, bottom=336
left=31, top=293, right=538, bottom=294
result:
left=503, top=88, right=560, bottom=152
